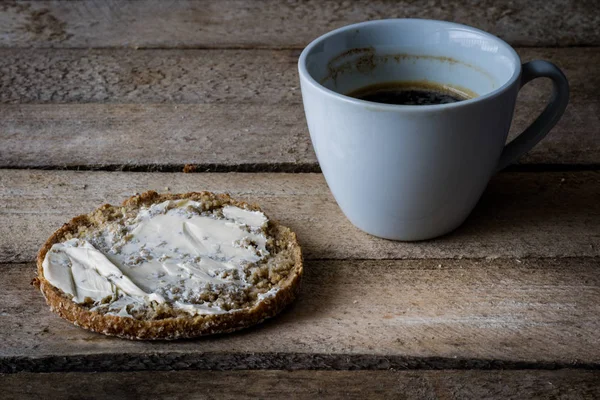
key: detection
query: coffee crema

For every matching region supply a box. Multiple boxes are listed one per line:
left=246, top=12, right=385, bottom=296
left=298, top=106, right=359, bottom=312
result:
left=347, top=80, right=476, bottom=105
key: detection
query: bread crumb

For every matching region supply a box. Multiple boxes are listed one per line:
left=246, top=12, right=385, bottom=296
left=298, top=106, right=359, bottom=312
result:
left=183, top=164, right=197, bottom=173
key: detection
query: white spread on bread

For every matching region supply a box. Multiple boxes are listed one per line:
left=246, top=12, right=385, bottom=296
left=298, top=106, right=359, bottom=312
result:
left=42, top=200, right=274, bottom=316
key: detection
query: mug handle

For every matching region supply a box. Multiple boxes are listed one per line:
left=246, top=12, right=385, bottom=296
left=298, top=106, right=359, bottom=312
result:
left=496, top=60, right=570, bottom=171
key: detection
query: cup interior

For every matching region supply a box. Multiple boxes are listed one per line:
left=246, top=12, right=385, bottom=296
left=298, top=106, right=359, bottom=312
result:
left=302, top=19, right=520, bottom=101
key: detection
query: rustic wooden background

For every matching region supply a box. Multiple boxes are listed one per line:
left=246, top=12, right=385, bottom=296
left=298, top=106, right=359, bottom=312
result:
left=0, top=1, right=599, bottom=399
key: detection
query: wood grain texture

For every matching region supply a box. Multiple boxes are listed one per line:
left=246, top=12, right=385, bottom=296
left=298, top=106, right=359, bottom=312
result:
left=1, top=170, right=598, bottom=264
left=0, top=49, right=301, bottom=104
left=0, top=0, right=598, bottom=48
left=3, top=370, right=600, bottom=399
left=1, top=48, right=594, bottom=104
left=2, top=257, right=599, bottom=371
left=2, top=103, right=597, bottom=169
left=0, top=48, right=597, bottom=167
left=0, top=104, right=316, bottom=171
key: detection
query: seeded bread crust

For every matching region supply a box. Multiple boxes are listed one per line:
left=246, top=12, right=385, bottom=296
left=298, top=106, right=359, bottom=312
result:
left=33, top=191, right=303, bottom=340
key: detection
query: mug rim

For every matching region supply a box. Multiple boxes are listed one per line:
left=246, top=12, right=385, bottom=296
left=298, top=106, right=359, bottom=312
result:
left=298, top=18, right=522, bottom=111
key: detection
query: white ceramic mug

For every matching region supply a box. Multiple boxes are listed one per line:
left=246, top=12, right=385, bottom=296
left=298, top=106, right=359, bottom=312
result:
left=298, top=19, right=569, bottom=241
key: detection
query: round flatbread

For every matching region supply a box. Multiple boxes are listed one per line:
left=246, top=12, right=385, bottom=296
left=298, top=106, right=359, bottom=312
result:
left=34, top=191, right=303, bottom=340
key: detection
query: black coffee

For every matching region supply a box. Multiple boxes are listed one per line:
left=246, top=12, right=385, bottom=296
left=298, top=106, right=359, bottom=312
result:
left=347, top=81, right=473, bottom=105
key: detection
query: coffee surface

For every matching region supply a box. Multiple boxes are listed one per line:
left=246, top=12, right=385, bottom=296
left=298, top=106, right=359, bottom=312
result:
left=347, top=81, right=474, bottom=105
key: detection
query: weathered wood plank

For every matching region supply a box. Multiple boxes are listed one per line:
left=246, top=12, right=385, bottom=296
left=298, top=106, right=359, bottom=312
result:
left=0, top=48, right=597, bottom=167
left=0, top=104, right=317, bottom=170
left=0, top=49, right=302, bottom=105
left=0, top=170, right=598, bottom=263
left=2, top=257, right=599, bottom=371
left=2, top=370, right=600, bottom=399
left=1, top=103, right=597, bottom=169
left=1, top=48, right=594, bottom=104
left=0, top=0, right=598, bottom=48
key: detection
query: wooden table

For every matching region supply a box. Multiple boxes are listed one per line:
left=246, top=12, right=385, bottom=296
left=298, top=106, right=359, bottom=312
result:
left=1, top=1, right=599, bottom=398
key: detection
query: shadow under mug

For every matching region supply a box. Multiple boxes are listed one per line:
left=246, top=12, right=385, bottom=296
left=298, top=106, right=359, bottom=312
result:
left=298, top=19, right=569, bottom=241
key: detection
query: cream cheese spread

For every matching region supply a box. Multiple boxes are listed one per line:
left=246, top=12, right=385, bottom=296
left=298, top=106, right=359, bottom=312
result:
left=42, top=200, right=275, bottom=317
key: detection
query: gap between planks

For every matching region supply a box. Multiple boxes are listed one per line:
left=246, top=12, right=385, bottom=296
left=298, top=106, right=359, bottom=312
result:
left=2, top=164, right=600, bottom=174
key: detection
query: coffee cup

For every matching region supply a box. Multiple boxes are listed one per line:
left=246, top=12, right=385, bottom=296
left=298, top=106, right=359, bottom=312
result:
left=298, top=19, right=569, bottom=241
